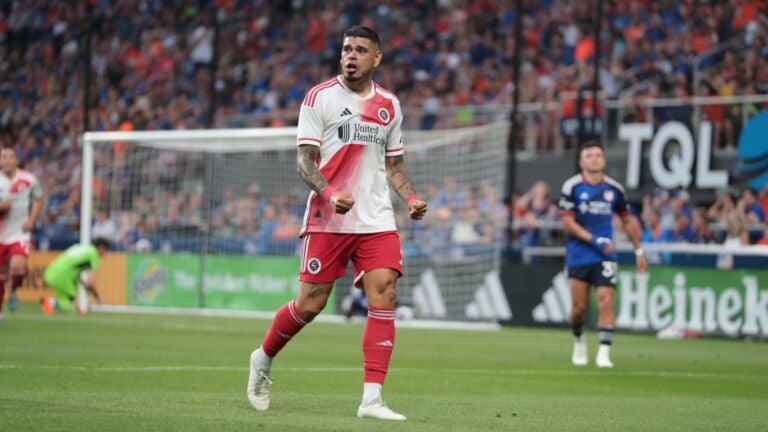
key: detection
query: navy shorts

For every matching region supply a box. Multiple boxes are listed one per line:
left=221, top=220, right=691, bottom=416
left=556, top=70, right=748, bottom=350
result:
left=567, top=261, right=618, bottom=288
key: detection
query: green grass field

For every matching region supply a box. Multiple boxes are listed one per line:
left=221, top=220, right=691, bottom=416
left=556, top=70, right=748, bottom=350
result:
left=1, top=305, right=767, bottom=431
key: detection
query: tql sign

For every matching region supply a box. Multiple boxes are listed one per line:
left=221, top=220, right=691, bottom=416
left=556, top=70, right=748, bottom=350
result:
left=621, top=121, right=728, bottom=189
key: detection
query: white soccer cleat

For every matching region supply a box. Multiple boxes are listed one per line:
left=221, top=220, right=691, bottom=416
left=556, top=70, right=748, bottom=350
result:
left=247, top=349, right=272, bottom=411
left=357, top=398, right=407, bottom=421
left=596, top=345, right=614, bottom=368
left=572, top=335, right=588, bottom=366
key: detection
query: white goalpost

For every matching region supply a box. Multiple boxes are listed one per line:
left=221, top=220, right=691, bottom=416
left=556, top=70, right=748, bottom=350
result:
left=81, top=122, right=511, bottom=323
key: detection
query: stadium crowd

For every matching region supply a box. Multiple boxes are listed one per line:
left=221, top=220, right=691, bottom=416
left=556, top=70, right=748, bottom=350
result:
left=0, top=0, right=766, bottom=252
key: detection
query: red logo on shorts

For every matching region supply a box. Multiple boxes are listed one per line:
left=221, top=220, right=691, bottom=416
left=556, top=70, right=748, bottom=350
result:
left=307, top=257, right=322, bottom=275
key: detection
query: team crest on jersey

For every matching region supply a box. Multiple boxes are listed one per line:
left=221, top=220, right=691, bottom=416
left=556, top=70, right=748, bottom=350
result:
left=377, top=107, right=390, bottom=124
left=307, top=257, right=322, bottom=275
left=603, top=190, right=614, bottom=202
left=579, top=192, right=589, bottom=200
left=337, top=123, right=351, bottom=143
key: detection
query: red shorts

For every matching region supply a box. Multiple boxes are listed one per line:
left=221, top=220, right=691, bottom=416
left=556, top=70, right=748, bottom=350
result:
left=0, top=240, right=30, bottom=264
left=299, top=231, right=402, bottom=287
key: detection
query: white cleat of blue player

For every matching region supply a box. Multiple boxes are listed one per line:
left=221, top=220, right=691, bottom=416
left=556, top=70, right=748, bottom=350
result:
left=596, top=344, right=614, bottom=368
left=572, top=334, right=588, bottom=366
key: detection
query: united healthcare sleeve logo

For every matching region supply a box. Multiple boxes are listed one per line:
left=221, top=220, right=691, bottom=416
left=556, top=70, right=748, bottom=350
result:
left=736, top=111, right=768, bottom=190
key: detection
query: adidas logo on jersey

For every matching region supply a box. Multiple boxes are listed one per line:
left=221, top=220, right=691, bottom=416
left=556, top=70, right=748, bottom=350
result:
left=340, top=108, right=352, bottom=116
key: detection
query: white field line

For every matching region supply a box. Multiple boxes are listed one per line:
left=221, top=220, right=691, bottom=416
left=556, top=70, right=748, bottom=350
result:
left=13, top=305, right=502, bottom=332
left=0, top=364, right=765, bottom=381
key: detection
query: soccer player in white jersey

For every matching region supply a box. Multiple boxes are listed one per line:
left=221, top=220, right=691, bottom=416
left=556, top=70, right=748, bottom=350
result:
left=246, top=25, right=427, bottom=421
left=0, top=146, right=43, bottom=319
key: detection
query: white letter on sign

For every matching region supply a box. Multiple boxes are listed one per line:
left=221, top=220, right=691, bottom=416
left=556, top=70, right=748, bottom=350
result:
left=695, top=122, right=728, bottom=188
left=649, top=121, right=694, bottom=189
left=621, top=123, right=654, bottom=188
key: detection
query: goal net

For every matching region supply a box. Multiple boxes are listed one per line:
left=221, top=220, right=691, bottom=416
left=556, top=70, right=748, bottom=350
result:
left=82, top=122, right=511, bottom=322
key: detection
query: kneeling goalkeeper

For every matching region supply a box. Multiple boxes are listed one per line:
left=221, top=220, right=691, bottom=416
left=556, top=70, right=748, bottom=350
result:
left=41, top=237, right=110, bottom=314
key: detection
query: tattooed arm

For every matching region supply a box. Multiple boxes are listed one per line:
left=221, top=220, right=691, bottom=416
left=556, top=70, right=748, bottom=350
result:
left=297, top=144, right=354, bottom=214
left=385, top=155, right=415, bottom=202
left=386, top=155, right=427, bottom=220
left=297, top=145, right=329, bottom=195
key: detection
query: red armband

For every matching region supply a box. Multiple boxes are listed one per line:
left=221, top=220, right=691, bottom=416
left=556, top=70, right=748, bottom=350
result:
left=405, top=193, right=418, bottom=204
left=322, top=186, right=337, bottom=202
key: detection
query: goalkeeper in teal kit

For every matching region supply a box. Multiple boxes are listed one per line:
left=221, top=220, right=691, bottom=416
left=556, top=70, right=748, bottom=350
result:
left=41, top=238, right=110, bottom=315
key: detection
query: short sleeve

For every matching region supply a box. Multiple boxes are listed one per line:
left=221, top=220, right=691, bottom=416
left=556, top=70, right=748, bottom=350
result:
left=385, top=99, right=404, bottom=157
left=613, top=186, right=630, bottom=215
left=90, top=248, right=101, bottom=271
left=559, top=184, right=576, bottom=215
left=31, top=175, right=43, bottom=199
left=297, top=102, right=323, bottom=147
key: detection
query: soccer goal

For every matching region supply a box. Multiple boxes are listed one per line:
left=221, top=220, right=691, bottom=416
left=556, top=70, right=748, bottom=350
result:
left=82, top=122, right=511, bottom=323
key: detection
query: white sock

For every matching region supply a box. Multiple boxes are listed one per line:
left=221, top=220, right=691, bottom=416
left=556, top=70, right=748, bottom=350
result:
left=361, top=382, right=382, bottom=406
left=254, top=346, right=273, bottom=371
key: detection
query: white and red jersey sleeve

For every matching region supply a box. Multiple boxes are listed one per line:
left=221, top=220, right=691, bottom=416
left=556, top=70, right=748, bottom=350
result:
left=385, top=97, right=404, bottom=157
left=0, top=169, right=43, bottom=244
left=297, top=76, right=404, bottom=236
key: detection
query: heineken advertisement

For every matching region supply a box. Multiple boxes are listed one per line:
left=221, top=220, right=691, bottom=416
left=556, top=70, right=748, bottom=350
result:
left=502, top=263, right=768, bottom=338
left=614, top=268, right=767, bottom=337
left=127, top=254, right=328, bottom=313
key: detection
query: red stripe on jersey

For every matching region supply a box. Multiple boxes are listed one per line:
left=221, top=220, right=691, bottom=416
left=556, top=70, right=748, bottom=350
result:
left=304, top=144, right=367, bottom=233
left=309, top=81, right=339, bottom=107
left=302, top=78, right=336, bottom=106
left=385, top=148, right=403, bottom=154
left=298, top=137, right=322, bottom=144
left=374, top=83, right=396, bottom=98
left=303, top=79, right=339, bottom=107
left=319, top=144, right=366, bottom=192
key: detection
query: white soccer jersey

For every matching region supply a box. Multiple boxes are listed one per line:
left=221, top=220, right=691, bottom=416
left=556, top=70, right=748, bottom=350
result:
left=0, top=169, right=43, bottom=243
left=297, top=75, right=405, bottom=235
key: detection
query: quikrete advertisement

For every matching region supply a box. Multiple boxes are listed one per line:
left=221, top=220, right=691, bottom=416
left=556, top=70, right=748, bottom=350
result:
left=16, top=251, right=126, bottom=305
left=15, top=252, right=318, bottom=313
left=502, top=263, right=768, bottom=338
left=127, top=254, right=326, bottom=313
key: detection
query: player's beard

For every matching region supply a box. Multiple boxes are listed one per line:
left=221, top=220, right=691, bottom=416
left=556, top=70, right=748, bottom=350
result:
left=343, top=63, right=371, bottom=83
left=344, top=69, right=365, bottom=82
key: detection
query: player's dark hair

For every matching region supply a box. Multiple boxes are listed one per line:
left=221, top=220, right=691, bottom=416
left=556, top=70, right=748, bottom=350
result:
left=343, top=25, right=380, bottom=49
left=579, top=140, right=604, bottom=154
left=93, top=237, right=111, bottom=251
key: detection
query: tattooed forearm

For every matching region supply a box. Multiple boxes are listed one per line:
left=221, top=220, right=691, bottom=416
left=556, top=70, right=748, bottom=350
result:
left=297, top=145, right=330, bottom=195
left=385, top=155, right=415, bottom=202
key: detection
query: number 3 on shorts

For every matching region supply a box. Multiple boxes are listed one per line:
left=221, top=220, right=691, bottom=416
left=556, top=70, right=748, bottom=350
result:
left=601, top=261, right=617, bottom=278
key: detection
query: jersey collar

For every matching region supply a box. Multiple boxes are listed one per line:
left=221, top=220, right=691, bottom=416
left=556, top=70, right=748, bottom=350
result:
left=580, top=173, right=604, bottom=185
left=336, top=75, right=376, bottom=100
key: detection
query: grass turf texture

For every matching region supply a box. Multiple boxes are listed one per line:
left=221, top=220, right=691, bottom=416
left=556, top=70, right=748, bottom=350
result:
left=1, top=305, right=767, bottom=431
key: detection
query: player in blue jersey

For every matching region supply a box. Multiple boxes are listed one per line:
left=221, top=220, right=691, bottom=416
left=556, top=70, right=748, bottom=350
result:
left=558, top=141, right=646, bottom=368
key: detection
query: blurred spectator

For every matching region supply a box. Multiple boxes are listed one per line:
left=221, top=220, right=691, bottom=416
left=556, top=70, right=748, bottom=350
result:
left=641, top=208, right=671, bottom=243
left=690, top=207, right=715, bottom=244
left=669, top=212, right=694, bottom=243
left=723, top=210, right=750, bottom=246
left=513, top=180, right=557, bottom=246
left=737, top=188, right=765, bottom=223
left=707, top=190, right=737, bottom=225
left=91, top=210, right=118, bottom=243
left=757, top=223, right=768, bottom=246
